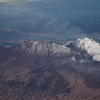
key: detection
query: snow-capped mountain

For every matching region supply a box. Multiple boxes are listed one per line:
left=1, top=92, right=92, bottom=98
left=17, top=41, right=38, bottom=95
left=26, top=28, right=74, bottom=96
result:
left=15, top=40, right=72, bottom=57
left=13, top=39, right=94, bottom=63
left=0, top=38, right=100, bottom=100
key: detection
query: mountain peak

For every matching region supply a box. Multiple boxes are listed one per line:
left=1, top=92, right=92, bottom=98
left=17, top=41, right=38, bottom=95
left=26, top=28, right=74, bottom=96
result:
left=0, top=39, right=100, bottom=100
left=15, top=40, right=72, bottom=57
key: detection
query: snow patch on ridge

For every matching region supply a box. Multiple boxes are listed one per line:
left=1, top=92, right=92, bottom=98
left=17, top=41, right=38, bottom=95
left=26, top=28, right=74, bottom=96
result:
left=19, top=40, right=71, bottom=57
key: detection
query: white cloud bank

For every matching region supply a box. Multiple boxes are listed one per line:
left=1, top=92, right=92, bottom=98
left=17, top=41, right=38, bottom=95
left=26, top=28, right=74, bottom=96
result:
left=77, top=38, right=100, bottom=61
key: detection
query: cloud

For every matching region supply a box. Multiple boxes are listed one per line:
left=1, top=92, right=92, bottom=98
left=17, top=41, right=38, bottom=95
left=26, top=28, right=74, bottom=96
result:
left=0, top=0, right=6, bottom=2
left=77, top=38, right=100, bottom=61
left=0, top=0, right=36, bottom=3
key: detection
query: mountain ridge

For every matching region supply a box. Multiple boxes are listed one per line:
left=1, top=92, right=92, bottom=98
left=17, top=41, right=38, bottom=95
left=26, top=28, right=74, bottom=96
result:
left=0, top=39, right=100, bottom=100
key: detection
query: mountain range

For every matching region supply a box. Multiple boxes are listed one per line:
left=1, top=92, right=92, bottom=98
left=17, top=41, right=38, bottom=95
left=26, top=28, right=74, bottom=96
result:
left=0, top=39, right=100, bottom=100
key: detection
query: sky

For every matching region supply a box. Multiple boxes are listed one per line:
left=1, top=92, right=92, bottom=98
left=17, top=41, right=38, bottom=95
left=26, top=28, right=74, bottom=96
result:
left=0, top=0, right=36, bottom=3
left=0, top=0, right=100, bottom=43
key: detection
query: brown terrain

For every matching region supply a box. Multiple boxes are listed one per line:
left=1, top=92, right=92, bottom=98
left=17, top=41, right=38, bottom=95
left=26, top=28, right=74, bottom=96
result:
left=0, top=40, right=100, bottom=100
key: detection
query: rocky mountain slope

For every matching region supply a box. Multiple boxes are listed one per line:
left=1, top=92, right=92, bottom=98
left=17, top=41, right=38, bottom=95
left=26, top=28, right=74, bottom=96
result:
left=0, top=39, right=100, bottom=100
